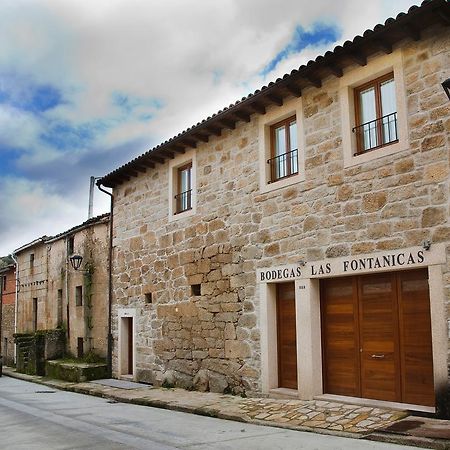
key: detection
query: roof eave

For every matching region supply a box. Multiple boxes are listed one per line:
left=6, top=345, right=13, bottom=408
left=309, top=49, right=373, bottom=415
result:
left=98, top=0, right=449, bottom=188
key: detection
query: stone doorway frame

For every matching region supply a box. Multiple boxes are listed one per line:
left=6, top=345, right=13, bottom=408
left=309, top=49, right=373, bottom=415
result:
left=118, top=308, right=136, bottom=378
left=260, top=279, right=322, bottom=399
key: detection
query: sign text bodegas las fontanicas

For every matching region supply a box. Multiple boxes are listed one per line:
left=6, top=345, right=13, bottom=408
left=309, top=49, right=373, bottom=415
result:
left=257, top=245, right=446, bottom=283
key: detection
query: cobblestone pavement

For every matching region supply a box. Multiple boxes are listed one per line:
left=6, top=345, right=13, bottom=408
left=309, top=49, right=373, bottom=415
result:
left=2, top=368, right=407, bottom=438
left=237, top=398, right=408, bottom=434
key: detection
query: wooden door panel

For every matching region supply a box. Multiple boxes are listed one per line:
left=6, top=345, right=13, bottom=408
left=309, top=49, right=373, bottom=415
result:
left=398, top=270, right=434, bottom=406
left=127, top=317, right=133, bottom=375
left=360, top=353, right=398, bottom=401
left=321, top=277, right=360, bottom=397
left=358, top=273, right=401, bottom=402
left=277, top=283, right=297, bottom=389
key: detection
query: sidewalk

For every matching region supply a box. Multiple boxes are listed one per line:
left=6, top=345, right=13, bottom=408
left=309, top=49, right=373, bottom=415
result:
left=2, top=367, right=449, bottom=449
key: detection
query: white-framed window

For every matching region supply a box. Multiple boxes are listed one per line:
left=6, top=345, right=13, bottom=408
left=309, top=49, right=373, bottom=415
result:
left=258, top=97, right=305, bottom=194
left=168, top=149, right=197, bottom=221
left=340, top=50, right=408, bottom=168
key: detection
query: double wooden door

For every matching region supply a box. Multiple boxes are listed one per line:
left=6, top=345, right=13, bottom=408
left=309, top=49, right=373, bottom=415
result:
left=321, top=269, right=434, bottom=406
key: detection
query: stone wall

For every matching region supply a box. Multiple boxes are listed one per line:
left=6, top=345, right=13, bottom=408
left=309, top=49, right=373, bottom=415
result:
left=16, top=218, right=109, bottom=358
left=16, top=244, right=48, bottom=333
left=14, top=329, right=65, bottom=375
left=46, top=222, right=109, bottom=357
left=111, top=26, right=450, bottom=395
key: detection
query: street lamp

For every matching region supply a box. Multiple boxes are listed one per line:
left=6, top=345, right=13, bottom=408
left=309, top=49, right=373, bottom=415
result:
left=69, top=254, right=83, bottom=271
left=442, top=78, right=450, bottom=101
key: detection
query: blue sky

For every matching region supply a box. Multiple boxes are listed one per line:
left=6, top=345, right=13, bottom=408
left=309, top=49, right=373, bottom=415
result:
left=0, top=0, right=417, bottom=255
left=260, top=23, right=340, bottom=77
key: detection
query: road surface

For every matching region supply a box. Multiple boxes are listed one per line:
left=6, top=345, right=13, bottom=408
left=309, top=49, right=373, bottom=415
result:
left=0, top=376, right=414, bottom=450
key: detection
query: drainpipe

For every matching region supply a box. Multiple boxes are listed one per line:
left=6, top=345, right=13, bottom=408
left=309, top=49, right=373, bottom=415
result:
left=97, top=182, right=114, bottom=378
left=10, top=253, right=18, bottom=365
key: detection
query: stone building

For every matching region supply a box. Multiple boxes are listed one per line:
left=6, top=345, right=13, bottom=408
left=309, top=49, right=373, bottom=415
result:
left=14, top=214, right=110, bottom=358
left=1, top=257, right=16, bottom=366
left=97, top=1, right=450, bottom=415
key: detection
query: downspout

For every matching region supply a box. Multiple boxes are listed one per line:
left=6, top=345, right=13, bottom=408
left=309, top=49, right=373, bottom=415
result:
left=97, top=182, right=114, bottom=378
left=10, top=253, right=18, bottom=364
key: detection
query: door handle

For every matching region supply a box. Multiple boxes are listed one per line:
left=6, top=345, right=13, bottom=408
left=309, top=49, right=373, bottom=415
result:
left=371, top=354, right=385, bottom=359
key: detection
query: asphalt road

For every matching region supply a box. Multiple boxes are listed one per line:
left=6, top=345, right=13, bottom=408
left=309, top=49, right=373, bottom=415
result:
left=0, top=376, right=415, bottom=450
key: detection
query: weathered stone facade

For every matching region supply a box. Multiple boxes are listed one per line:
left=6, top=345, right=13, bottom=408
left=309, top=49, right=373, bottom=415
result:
left=15, top=215, right=110, bottom=358
left=110, top=23, right=449, bottom=403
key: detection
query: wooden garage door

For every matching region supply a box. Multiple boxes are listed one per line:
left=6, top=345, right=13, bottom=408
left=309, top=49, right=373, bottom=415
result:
left=277, top=282, right=297, bottom=389
left=321, top=269, right=434, bottom=406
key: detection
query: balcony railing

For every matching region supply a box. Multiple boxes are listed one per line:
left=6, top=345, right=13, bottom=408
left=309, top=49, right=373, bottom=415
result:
left=174, top=189, right=192, bottom=214
left=352, top=112, right=398, bottom=154
left=267, top=149, right=299, bottom=183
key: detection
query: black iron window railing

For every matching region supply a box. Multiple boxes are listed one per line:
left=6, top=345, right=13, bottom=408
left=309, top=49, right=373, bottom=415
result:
left=352, top=112, right=398, bottom=154
left=175, top=189, right=192, bottom=214
left=267, top=149, right=298, bottom=183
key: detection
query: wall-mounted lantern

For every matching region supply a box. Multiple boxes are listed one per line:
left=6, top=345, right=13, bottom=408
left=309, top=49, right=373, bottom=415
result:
left=69, top=254, right=83, bottom=271
left=442, top=78, right=450, bottom=101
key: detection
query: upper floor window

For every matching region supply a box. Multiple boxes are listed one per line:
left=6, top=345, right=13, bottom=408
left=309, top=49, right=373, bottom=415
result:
left=268, top=116, right=298, bottom=183
left=30, top=253, right=35, bottom=268
left=75, top=285, right=83, bottom=306
left=169, top=149, right=197, bottom=221
left=175, top=162, right=192, bottom=214
left=67, top=236, right=74, bottom=255
left=353, top=73, right=398, bottom=154
left=340, top=51, right=407, bottom=168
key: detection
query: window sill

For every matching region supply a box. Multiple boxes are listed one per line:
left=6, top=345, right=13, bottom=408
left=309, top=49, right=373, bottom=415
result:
left=169, top=206, right=196, bottom=223
left=344, top=139, right=408, bottom=168
left=260, top=171, right=305, bottom=194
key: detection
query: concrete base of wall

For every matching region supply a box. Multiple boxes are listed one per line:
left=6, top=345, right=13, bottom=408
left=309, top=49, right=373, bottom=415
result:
left=46, top=360, right=108, bottom=383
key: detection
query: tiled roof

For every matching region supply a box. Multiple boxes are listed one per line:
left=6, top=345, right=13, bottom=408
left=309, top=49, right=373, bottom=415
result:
left=98, top=0, right=449, bottom=188
left=14, top=213, right=110, bottom=253
left=0, top=255, right=14, bottom=269
left=45, top=213, right=110, bottom=243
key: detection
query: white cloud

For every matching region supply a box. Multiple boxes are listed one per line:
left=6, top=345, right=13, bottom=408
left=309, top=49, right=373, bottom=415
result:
left=0, top=105, right=41, bottom=150
left=0, top=0, right=419, bottom=255
left=0, top=175, right=110, bottom=254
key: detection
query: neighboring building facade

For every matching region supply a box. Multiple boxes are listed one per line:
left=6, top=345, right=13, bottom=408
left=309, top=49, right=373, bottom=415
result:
left=0, top=258, right=16, bottom=366
left=98, top=1, right=450, bottom=414
left=15, top=214, right=110, bottom=358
